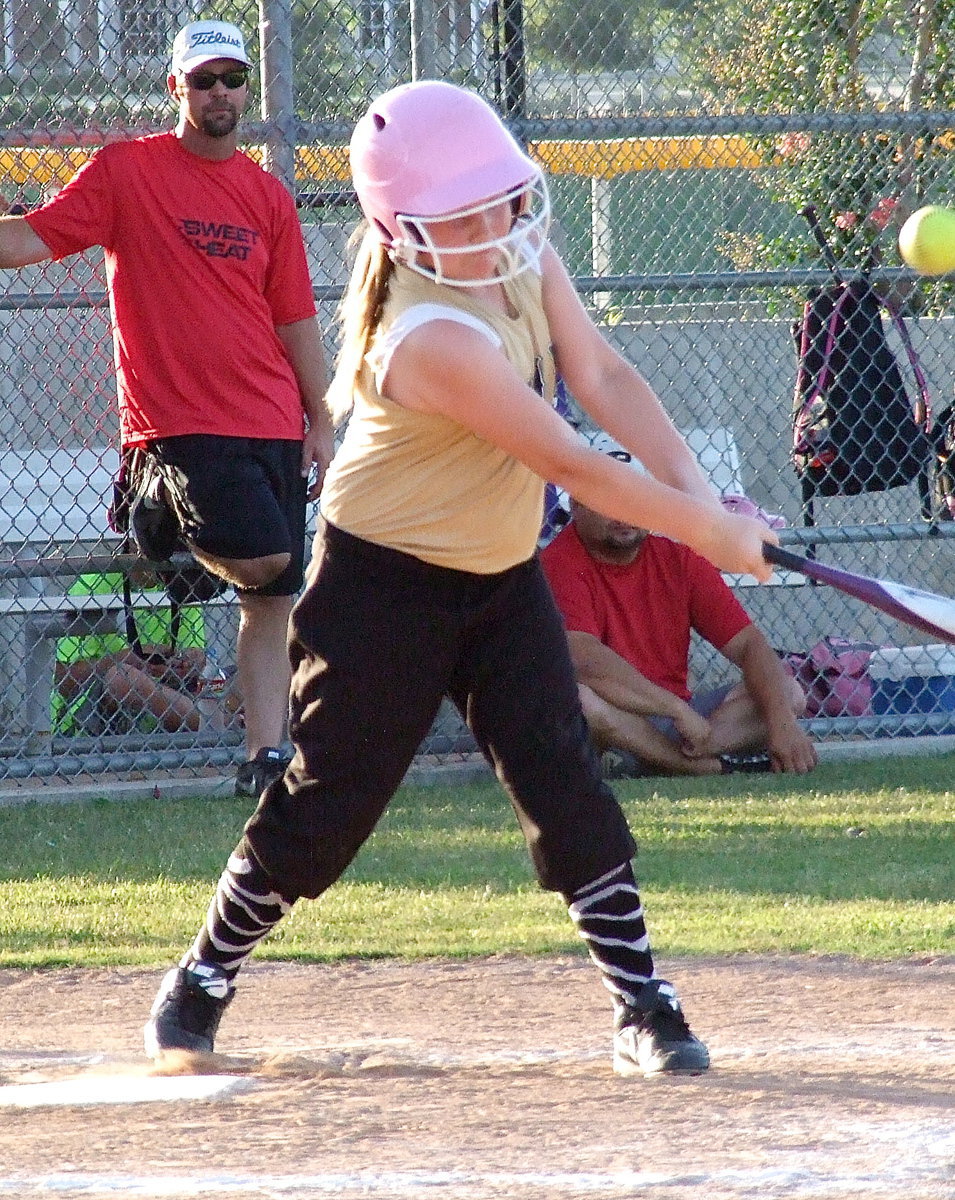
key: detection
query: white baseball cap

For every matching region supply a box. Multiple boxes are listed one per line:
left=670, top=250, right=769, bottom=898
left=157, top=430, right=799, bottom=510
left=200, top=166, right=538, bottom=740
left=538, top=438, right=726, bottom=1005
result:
left=171, top=20, right=251, bottom=74
left=589, top=431, right=649, bottom=475
left=551, top=431, right=648, bottom=521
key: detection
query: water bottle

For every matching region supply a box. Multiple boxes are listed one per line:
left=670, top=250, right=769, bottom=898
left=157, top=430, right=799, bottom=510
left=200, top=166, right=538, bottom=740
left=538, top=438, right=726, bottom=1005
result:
left=196, top=648, right=227, bottom=732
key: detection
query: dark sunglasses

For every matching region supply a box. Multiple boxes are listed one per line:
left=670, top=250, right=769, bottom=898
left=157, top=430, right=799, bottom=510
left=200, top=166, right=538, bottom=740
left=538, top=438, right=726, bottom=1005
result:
left=185, top=67, right=249, bottom=91
left=607, top=449, right=633, bottom=462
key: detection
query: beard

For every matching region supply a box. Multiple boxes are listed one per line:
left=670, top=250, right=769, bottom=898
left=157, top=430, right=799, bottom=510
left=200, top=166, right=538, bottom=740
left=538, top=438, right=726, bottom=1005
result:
left=602, top=525, right=643, bottom=549
left=200, top=104, right=239, bottom=138
left=592, top=525, right=645, bottom=563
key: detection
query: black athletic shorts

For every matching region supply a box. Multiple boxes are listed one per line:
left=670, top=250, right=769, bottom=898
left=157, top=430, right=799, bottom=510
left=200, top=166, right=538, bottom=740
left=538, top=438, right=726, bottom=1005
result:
left=145, top=434, right=308, bottom=597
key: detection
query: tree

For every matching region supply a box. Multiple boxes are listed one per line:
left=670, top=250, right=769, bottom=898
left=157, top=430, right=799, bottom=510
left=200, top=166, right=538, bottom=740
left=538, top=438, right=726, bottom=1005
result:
left=536, top=0, right=647, bottom=71
left=686, top=0, right=955, bottom=273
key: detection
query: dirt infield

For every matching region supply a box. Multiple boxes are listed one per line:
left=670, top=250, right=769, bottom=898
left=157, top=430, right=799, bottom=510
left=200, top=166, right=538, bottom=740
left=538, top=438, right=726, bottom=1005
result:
left=0, top=954, right=952, bottom=1199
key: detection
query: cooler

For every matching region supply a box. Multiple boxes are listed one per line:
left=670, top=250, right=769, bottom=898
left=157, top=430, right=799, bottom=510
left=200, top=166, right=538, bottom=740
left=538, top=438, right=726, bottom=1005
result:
left=869, top=645, right=955, bottom=715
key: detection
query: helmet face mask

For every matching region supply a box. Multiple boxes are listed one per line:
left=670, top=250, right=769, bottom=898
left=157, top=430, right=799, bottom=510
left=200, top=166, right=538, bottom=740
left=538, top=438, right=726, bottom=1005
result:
left=350, top=80, right=551, bottom=288
left=392, top=175, right=551, bottom=288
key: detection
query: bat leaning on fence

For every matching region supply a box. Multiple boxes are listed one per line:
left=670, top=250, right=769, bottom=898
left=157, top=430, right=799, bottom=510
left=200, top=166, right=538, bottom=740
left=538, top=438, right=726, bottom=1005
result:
left=762, top=543, right=955, bottom=644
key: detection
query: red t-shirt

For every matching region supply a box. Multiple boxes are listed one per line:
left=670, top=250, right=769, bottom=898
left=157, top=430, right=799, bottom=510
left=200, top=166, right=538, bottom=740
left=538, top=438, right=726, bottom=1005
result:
left=541, top=523, right=751, bottom=701
left=27, top=133, right=316, bottom=446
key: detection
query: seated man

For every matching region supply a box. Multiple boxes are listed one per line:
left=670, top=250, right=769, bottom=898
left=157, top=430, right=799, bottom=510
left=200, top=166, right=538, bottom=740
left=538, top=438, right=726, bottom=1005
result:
left=541, top=434, right=818, bottom=778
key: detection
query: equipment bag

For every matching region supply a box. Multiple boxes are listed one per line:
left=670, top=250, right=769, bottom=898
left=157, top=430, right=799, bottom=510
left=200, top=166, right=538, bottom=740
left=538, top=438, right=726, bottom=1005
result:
left=780, top=636, right=879, bottom=719
left=791, top=276, right=933, bottom=517
left=930, top=401, right=955, bottom=522
left=109, top=446, right=227, bottom=661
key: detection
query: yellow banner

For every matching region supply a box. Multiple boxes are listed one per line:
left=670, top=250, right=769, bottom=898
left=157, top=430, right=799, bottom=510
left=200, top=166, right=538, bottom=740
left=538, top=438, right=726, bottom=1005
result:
left=0, top=136, right=765, bottom=192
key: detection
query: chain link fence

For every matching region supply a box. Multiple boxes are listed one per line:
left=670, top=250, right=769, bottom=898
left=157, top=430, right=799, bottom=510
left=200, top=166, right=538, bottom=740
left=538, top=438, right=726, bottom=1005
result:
left=2, top=0, right=955, bottom=787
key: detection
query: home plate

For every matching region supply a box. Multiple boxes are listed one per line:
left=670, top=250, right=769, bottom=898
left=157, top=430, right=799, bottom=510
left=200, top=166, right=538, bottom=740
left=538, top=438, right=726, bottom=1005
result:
left=0, top=1073, right=255, bottom=1108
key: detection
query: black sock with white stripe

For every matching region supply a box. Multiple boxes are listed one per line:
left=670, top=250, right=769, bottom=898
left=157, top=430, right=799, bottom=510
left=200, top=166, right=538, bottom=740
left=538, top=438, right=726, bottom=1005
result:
left=182, top=851, right=295, bottom=981
left=565, top=861, right=655, bottom=1018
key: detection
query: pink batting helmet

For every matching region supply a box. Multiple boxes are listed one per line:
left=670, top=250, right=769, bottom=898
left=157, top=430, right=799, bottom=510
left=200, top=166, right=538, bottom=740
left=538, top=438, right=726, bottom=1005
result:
left=349, top=80, right=549, bottom=285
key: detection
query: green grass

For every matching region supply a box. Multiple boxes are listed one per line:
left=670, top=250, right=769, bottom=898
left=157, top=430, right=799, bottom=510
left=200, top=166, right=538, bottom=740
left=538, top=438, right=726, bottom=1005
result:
left=1, top=753, right=952, bottom=968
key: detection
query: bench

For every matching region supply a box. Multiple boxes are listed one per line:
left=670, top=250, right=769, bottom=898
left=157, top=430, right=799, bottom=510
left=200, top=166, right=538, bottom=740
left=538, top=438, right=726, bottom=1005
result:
left=0, top=446, right=117, bottom=747
left=0, top=445, right=120, bottom=544
left=0, top=579, right=238, bottom=754
left=0, top=589, right=144, bottom=753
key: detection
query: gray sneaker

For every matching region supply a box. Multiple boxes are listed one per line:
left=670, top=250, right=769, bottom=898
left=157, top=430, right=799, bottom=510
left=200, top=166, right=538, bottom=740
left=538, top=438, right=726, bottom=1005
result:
left=599, top=748, right=644, bottom=780
left=144, top=962, right=234, bottom=1057
left=613, top=979, right=710, bottom=1077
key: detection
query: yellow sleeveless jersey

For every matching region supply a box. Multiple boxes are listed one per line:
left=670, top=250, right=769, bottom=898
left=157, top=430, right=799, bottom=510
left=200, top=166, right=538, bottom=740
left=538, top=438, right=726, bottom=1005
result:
left=320, top=264, right=556, bottom=574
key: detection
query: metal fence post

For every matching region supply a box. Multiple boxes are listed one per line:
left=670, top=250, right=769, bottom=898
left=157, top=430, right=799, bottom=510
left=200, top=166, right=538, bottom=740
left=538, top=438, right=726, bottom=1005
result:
left=500, top=0, right=526, bottom=123
left=410, top=0, right=437, bottom=80
left=258, top=0, right=296, bottom=195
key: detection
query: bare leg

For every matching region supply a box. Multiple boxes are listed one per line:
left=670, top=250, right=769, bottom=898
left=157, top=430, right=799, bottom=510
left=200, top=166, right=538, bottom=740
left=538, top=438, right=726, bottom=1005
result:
left=578, top=684, right=723, bottom=776
left=705, top=676, right=805, bottom=756
left=188, top=546, right=295, bottom=759
left=235, top=592, right=294, bottom=757
left=58, top=654, right=199, bottom=732
left=54, top=659, right=98, bottom=703
left=102, top=661, right=200, bottom=732
left=189, top=548, right=290, bottom=594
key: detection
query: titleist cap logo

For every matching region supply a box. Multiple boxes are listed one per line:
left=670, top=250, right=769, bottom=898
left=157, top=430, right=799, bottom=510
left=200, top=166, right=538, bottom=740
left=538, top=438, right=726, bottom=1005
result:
left=191, top=30, right=243, bottom=50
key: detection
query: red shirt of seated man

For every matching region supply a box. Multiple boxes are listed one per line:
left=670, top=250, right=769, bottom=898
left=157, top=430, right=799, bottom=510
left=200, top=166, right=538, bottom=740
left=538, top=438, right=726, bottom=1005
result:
left=542, top=515, right=748, bottom=703
left=540, top=435, right=817, bottom=777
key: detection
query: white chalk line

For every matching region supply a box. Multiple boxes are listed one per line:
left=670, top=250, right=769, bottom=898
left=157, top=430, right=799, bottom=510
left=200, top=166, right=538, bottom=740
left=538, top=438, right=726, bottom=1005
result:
left=1, top=1123, right=953, bottom=1197
left=0, top=1073, right=255, bottom=1108
left=1, top=1152, right=954, bottom=1199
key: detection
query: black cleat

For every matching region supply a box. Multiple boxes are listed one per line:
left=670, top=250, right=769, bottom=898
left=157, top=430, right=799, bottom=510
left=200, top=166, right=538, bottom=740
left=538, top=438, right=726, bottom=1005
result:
left=613, top=979, right=710, bottom=1077
left=719, top=752, right=773, bottom=774
left=144, top=962, right=234, bottom=1057
left=235, top=746, right=290, bottom=798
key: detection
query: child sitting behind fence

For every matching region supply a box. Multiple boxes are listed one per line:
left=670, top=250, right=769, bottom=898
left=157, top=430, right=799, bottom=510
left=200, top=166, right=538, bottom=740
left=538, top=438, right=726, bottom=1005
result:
left=54, top=572, right=240, bottom=735
left=145, top=79, right=778, bottom=1078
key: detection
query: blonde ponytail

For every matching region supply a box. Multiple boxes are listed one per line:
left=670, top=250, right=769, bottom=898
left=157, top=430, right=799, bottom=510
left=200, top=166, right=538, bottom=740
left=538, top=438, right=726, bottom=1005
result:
left=327, top=225, right=394, bottom=425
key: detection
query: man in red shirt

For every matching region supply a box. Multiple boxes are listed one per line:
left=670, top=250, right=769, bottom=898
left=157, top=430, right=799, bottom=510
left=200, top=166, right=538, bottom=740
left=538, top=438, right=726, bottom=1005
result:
left=542, top=435, right=817, bottom=777
left=0, top=20, right=334, bottom=797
